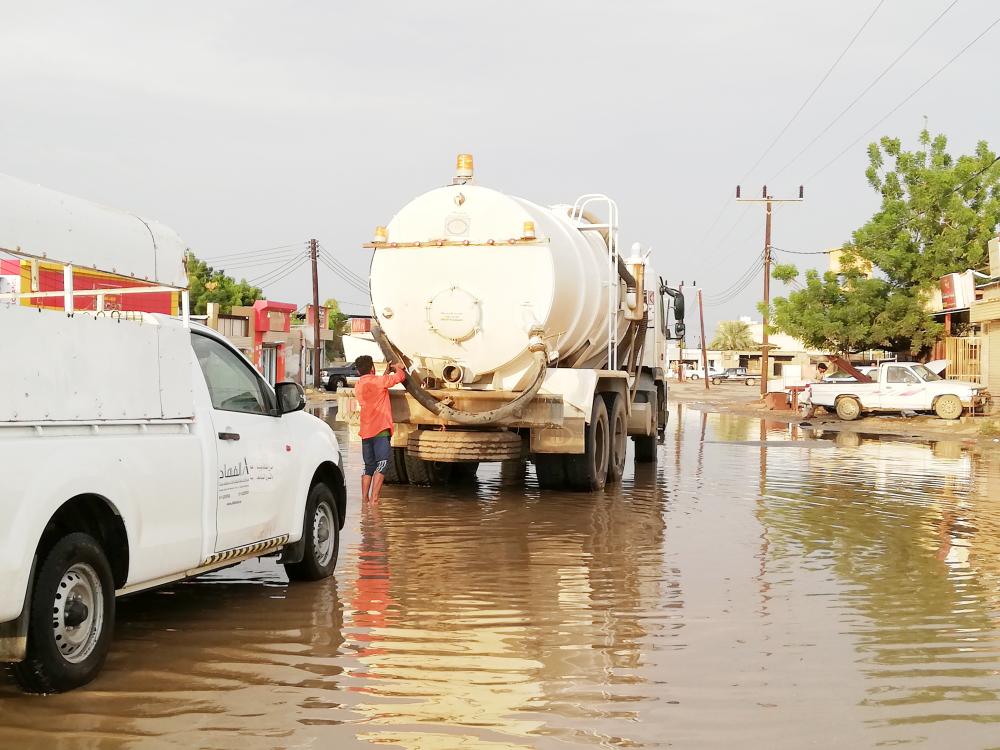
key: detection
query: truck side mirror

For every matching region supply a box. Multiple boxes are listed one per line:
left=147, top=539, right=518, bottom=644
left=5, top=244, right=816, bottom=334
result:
left=275, top=382, right=306, bottom=414
left=662, top=285, right=686, bottom=340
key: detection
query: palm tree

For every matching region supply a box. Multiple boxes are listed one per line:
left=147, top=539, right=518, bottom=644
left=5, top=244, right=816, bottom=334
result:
left=710, top=320, right=757, bottom=351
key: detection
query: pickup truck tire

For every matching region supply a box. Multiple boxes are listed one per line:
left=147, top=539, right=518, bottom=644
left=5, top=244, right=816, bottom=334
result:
left=566, top=395, right=610, bottom=492
left=835, top=396, right=862, bottom=421
left=745, top=378, right=757, bottom=386
left=284, top=483, right=340, bottom=582
left=12, top=532, right=115, bottom=694
left=326, top=377, right=347, bottom=392
left=689, top=374, right=700, bottom=380
left=711, top=377, right=722, bottom=385
left=934, top=394, right=963, bottom=420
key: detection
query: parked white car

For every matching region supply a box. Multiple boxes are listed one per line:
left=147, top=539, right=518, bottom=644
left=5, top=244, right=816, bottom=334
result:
left=0, top=306, right=346, bottom=693
left=807, top=361, right=991, bottom=420
left=686, top=366, right=723, bottom=380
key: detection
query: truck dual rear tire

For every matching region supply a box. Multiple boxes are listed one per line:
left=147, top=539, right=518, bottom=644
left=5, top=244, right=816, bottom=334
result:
left=606, top=394, right=627, bottom=483
left=13, top=532, right=115, bottom=694
left=284, top=483, right=340, bottom=582
left=403, top=451, right=452, bottom=486
left=565, top=395, right=610, bottom=492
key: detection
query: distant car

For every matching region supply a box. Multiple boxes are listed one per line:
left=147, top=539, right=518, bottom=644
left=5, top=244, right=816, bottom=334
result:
left=711, top=367, right=759, bottom=386
left=687, top=366, right=723, bottom=380
left=321, top=363, right=358, bottom=391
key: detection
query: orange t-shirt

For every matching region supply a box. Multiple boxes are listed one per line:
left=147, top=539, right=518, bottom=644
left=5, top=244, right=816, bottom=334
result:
left=355, top=367, right=406, bottom=439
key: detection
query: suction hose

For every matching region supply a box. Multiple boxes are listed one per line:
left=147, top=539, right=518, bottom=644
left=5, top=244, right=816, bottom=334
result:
left=371, top=324, right=548, bottom=426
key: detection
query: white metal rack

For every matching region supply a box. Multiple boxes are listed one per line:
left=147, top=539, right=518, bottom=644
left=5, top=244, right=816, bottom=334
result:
left=0, top=250, right=190, bottom=326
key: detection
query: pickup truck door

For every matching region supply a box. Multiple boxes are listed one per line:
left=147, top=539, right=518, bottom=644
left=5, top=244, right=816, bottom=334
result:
left=191, top=334, right=290, bottom=554
left=879, top=365, right=925, bottom=410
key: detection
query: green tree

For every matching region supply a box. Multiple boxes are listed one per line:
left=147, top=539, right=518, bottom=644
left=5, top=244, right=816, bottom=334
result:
left=323, top=298, right=350, bottom=360
left=770, top=130, right=1000, bottom=355
left=710, top=320, right=757, bottom=350
left=186, top=253, right=262, bottom=314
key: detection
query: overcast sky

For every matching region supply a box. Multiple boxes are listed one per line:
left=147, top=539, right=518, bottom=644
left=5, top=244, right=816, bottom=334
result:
left=1, top=1, right=997, bottom=335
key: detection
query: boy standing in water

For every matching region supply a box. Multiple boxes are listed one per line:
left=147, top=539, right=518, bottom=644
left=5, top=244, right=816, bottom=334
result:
left=353, top=355, right=406, bottom=503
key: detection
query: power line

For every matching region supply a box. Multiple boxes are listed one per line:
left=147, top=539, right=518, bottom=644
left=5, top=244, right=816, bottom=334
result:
left=318, top=257, right=370, bottom=295
left=254, top=258, right=308, bottom=289
left=704, top=250, right=766, bottom=304
left=740, top=0, right=885, bottom=182
left=770, top=0, right=959, bottom=181
left=216, top=252, right=308, bottom=272
left=696, top=5, right=881, bottom=255
left=318, top=246, right=368, bottom=286
left=808, top=15, right=1000, bottom=181
left=772, top=246, right=833, bottom=256
left=318, top=256, right=368, bottom=291
left=200, top=242, right=305, bottom=262
left=247, top=255, right=308, bottom=286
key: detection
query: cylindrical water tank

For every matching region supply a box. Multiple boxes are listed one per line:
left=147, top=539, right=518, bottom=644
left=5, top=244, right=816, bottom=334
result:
left=370, top=183, right=629, bottom=382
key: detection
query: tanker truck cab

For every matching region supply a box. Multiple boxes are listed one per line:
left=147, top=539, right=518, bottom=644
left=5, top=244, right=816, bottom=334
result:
left=0, top=172, right=346, bottom=693
left=342, top=154, right=676, bottom=491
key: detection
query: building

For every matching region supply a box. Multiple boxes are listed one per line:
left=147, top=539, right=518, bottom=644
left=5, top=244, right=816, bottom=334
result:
left=202, top=301, right=334, bottom=386
left=970, top=236, right=1000, bottom=395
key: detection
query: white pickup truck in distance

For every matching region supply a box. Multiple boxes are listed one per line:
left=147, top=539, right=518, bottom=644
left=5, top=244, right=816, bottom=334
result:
left=807, top=361, right=991, bottom=421
left=0, top=305, right=346, bottom=693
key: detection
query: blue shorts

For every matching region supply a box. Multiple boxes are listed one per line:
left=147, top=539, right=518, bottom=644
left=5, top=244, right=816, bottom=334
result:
left=362, top=433, right=392, bottom=476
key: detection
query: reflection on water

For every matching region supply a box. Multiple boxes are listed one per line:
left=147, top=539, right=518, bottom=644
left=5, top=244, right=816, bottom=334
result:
left=1, top=408, right=999, bottom=748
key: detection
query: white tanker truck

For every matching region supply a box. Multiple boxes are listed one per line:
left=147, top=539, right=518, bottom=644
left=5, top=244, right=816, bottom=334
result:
left=345, top=155, right=684, bottom=491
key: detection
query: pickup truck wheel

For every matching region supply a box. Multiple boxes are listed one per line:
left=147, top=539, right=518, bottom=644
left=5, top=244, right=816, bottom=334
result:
left=284, top=483, right=340, bottom=582
left=835, top=396, right=862, bottom=421
left=935, top=394, right=963, bottom=420
left=711, top=377, right=722, bottom=385
left=12, top=533, right=115, bottom=694
left=745, top=378, right=757, bottom=386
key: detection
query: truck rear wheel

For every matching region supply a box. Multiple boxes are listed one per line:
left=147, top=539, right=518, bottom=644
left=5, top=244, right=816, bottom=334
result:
left=935, top=394, right=963, bottom=420
left=403, top=451, right=452, bottom=486
left=633, top=389, right=659, bottom=463
left=534, top=454, right=567, bottom=489
left=383, top=447, right=409, bottom=484
left=13, top=532, right=115, bottom=694
left=566, top=395, right=610, bottom=492
left=606, top=394, right=627, bottom=484
left=835, top=396, right=862, bottom=421
left=451, top=462, right=480, bottom=481
left=284, top=482, right=340, bottom=582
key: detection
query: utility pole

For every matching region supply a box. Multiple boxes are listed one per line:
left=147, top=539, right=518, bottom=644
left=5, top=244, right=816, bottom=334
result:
left=309, top=238, right=321, bottom=390
left=698, top=288, right=709, bottom=391
left=736, top=185, right=804, bottom=398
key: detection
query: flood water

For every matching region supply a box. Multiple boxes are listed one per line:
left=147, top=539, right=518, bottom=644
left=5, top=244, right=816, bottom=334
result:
left=3, top=405, right=1000, bottom=748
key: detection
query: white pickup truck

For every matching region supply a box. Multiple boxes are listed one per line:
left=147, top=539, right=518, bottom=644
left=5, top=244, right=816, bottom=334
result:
left=807, top=361, right=991, bottom=421
left=0, top=305, right=346, bottom=693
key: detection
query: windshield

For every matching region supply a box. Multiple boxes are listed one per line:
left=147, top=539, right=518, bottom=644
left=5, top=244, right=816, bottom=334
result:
left=911, top=364, right=942, bottom=382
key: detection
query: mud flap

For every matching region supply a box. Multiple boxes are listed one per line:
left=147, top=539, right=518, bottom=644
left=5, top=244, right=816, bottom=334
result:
left=0, top=558, right=35, bottom=662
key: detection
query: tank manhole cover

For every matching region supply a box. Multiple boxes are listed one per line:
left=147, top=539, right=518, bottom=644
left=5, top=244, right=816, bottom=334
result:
left=426, top=287, right=481, bottom=342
